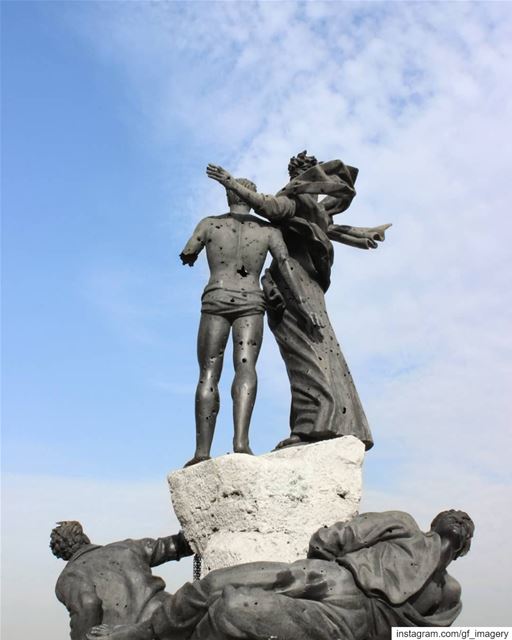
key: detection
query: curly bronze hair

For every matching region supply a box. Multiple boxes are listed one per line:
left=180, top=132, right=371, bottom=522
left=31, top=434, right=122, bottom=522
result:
left=288, top=150, right=318, bottom=178
left=226, top=178, right=257, bottom=207
left=50, top=521, right=90, bottom=560
left=430, top=510, right=475, bottom=559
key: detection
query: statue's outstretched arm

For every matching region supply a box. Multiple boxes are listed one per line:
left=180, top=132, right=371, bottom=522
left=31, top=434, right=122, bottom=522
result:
left=180, top=219, right=207, bottom=266
left=206, top=164, right=295, bottom=222
left=138, top=532, right=193, bottom=567
left=328, top=223, right=392, bottom=250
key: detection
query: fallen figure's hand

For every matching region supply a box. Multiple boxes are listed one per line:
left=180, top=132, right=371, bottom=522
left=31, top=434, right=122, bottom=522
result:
left=86, top=622, right=153, bottom=640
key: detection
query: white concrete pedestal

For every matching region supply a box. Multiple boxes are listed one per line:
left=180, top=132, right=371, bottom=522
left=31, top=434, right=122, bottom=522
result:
left=168, top=436, right=364, bottom=575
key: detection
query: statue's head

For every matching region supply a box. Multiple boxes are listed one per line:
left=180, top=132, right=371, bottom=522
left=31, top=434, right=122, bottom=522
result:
left=430, top=510, right=475, bottom=560
left=288, top=150, right=318, bottom=179
left=226, top=178, right=257, bottom=207
left=50, top=521, right=91, bottom=560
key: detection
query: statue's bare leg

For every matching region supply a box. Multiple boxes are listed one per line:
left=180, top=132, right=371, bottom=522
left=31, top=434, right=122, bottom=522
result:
left=185, top=313, right=230, bottom=467
left=231, top=314, right=263, bottom=454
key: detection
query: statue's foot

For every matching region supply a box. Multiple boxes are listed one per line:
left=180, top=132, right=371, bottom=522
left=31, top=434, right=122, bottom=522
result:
left=184, top=454, right=211, bottom=467
left=233, top=443, right=254, bottom=455
left=184, top=454, right=211, bottom=468
left=86, top=623, right=152, bottom=640
left=273, top=434, right=309, bottom=450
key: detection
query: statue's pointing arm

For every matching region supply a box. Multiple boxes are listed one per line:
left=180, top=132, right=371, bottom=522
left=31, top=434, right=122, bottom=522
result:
left=328, top=222, right=392, bottom=250
left=206, top=164, right=295, bottom=222
left=139, top=532, right=193, bottom=567
left=180, top=219, right=207, bottom=266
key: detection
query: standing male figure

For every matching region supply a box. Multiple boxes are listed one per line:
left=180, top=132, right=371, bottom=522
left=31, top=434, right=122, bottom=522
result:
left=180, top=178, right=322, bottom=466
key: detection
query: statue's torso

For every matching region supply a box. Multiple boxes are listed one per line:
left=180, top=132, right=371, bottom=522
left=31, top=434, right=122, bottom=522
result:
left=57, top=541, right=165, bottom=624
left=202, top=214, right=273, bottom=293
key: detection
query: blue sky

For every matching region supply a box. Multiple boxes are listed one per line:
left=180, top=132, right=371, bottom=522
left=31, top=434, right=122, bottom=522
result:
left=2, top=1, right=512, bottom=635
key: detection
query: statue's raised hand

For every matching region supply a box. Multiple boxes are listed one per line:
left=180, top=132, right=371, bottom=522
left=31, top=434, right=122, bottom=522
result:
left=206, top=164, right=234, bottom=187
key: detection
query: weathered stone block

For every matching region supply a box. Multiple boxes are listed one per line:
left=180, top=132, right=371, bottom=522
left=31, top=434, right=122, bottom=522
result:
left=168, top=436, right=364, bottom=574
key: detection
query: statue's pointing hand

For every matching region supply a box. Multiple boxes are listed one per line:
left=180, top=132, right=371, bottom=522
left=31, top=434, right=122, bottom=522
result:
left=206, top=164, right=234, bottom=187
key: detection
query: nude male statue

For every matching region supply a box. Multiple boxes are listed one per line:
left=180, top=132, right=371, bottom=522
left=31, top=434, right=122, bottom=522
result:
left=180, top=178, right=322, bottom=466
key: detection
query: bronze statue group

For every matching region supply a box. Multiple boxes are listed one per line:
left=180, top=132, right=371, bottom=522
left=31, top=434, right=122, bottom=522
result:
left=52, top=152, right=474, bottom=640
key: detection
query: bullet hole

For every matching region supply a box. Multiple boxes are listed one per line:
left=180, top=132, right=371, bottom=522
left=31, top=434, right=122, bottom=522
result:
left=242, top=358, right=247, bottom=363
left=342, top=407, right=347, bottom=414
left=237, top=265, right=249, bottom=277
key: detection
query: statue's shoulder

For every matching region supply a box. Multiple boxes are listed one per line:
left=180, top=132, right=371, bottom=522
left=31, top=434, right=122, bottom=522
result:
left=195, top=214, right=220, bottom=225
left=443, top=573, right=462, bottom=604
left=356, top=510, right=418, bottom=526
left=193, top=215, right=229, bottom=235
left=244, top=214, right=273, bottom=228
